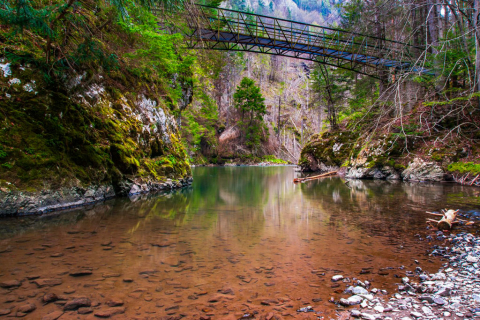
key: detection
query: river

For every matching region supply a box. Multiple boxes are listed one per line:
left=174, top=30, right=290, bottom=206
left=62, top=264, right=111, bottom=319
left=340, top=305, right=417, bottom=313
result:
left=0, top=166, right=479, bottom=319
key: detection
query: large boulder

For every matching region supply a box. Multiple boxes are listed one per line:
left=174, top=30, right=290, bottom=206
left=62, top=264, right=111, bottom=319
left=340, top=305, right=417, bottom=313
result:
left=299, top=131, right=358, bottom=172
left=402, top=158, right=447, bottom=182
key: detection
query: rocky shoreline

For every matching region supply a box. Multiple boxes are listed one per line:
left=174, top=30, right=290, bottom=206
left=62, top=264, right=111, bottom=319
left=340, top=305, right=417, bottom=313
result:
left=0, top=177, right=193, bottom=217
left=192, top=163, right=295, bottom=167
left=326, top=231, right=480, bottom=320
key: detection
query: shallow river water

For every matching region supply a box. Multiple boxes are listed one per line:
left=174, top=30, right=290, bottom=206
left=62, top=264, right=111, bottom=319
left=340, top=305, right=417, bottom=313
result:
left=1, top=166, right=480, bottom=319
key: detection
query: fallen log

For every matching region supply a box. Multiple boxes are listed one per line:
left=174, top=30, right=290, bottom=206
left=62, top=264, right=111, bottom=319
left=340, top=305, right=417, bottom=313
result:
left=427, top=209, right=460, bottom=230
left=293, top=171, right=337, bottom=183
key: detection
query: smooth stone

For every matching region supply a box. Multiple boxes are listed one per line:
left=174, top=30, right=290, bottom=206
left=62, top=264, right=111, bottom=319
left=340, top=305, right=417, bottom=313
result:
left=106, top=298, right=124, bottom=307
left=352, top=286, right=369, bottom=295
left=433, top=297, right=446, bottom=305
left=418, top=295, right=434, bottom=303
left=339, top=295, right=363, bottom=306
left=374, top=305, right=384, bottom=313
left=331, top=275, right=344, bottom=282
left=0, top=280, right=21, bottom=288
left=410, top=311, right=422, bottom=318
left=0, top=309, right=10, bottom=315
left=41, top=311, right=64, bottom=320
left=351, top=309, right=361, bottom=317
left=77, top=307, right=93, bottom=314
left=94, top=307, right=126, bottom=318
left=43, top=293, right=58, bottom=303
left=17, top=303, right=36, bottom=313
left=63, top=297, right=91, bottom=311
left=422, top=306, right=432, bottom=315
left=32, top=279, right=62, bottom=288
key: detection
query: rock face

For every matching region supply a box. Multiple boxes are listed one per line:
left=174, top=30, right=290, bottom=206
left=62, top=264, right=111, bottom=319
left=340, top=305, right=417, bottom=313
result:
left=299, top=131, right=358, bottom=172
left=401, top=158, right=448, bottom=182
left=345, top=165, right=400, bottom=180
left=0, top=60, right=194, bottom=217
left=300, top=131, right=452, bottom=183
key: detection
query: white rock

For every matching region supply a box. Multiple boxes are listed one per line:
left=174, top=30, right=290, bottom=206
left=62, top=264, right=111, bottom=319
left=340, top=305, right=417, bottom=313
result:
left=467, top=255, right=479, bottom=263
left=422, top=306, right=433, bottom=315
left=0, top=62, right=11, bottom=77
left=360, top=313, right=375, bottom=320
left=374, top=305, right=384, bottom=313
left=332, top=275, right=344, bottom=282
left=353, top=286, right=369, bottom=295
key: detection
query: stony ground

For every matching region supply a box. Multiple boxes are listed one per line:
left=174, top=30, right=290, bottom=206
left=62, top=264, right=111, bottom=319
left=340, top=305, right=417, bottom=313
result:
left=328, top=230, right=480, bottom=320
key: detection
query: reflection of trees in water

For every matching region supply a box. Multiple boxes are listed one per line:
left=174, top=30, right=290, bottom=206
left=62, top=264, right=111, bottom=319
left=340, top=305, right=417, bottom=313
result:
left=299, top=177, right=479, bottom=240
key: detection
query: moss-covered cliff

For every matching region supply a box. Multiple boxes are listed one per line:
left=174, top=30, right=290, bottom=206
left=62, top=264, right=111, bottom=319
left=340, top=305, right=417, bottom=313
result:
left=0, top=60, right=192, bottom=215
left=0, top=1, right=197, bottom=215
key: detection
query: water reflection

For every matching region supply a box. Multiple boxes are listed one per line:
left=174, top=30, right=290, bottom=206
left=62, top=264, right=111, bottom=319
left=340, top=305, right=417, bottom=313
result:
left=0, top=167, right=479, bottom=319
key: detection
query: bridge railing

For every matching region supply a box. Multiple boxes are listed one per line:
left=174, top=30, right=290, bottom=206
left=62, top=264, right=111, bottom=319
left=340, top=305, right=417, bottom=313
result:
left=190, top=5, right=420, bottom=68
left=153, top=4, right=426, bottom=77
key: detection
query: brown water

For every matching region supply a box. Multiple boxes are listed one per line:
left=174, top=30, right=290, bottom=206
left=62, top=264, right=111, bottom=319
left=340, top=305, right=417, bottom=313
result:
left=1, top=166, right=479, bottom=319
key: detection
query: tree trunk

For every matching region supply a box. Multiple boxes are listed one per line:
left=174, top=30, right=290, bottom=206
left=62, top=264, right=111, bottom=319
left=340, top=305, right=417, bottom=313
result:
left=474, top=0, right=480, bottom=106
left=437, top=209, right=459, bottom=230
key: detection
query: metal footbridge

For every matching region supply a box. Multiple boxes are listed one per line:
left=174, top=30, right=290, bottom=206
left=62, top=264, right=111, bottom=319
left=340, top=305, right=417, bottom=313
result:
left=158, top=5, right=425, bottom=78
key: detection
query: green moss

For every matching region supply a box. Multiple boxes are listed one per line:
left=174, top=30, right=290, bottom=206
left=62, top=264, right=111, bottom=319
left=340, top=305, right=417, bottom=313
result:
left=300, top=131, right=359, bottom=168
left=447, top=162, right=480, bottom=175
left=0, top=62, right=190, bottom=191
left=262, top=155, right=289, bottom=164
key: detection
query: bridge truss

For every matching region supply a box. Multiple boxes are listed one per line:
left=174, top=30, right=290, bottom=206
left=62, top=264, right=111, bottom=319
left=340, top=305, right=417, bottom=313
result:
left=157, top=5, right=425, bottom=79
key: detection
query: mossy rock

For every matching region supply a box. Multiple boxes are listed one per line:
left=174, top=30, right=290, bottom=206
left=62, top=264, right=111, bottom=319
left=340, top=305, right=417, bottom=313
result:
left=299, top=131, right=359, bottom=172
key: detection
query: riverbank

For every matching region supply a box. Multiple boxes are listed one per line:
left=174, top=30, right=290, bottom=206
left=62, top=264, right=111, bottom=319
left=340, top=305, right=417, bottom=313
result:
left=299, top=130, right=480, bottom=187
left=333, top=229, right=480, bottom=320
left=0, top=177, right=192, bottom=217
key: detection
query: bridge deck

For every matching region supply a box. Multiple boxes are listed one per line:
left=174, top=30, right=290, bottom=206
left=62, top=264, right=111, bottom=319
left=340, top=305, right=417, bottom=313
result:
left=158, top=5, right=427, bottom=78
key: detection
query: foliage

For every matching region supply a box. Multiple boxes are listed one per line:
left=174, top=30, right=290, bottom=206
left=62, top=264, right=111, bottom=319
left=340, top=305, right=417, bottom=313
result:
left=233, top=77, right=267, bottom=152
left=0, top=0, right=188, bottom=81
left=447, top=162, right=480, bottom=175
left=262, top=155, right=289, bottom=164
left=311, top=64, right=351, bottom=129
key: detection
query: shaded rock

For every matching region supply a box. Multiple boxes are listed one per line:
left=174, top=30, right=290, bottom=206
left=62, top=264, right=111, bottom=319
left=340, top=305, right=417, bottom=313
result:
left=41, top=311, right=63, bottom=320
left=208, top=295, right=223, bottom=302
left=139, top=269, right=158, bottom=275
left=32, top=279, right=62, bottom=288
left=42, top=293, right=58, bottom=304
left=0, top=309, right=11, bottom=316
left=69, top=270, right=93, bottom=277
left=106, top=298, right=124, bottom=307
left=64, top=297, right=91, bottom=311
left=102, top=273, right=121, bottom=278
left=261, top=299, right=278, bottom=306
left=0, top=280, right=21, bottom=288
left=419, top=295, right=434, bottom=304
left=94, top=307, right=126, bottom=318
left=218, top=288, right=235, bottom=295
left=17, top=303, right=36, bottom=313
left=77, top=307, right=93, bottom=314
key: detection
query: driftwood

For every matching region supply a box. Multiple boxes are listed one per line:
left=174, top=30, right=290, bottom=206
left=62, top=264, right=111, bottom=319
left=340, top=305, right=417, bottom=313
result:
left=426, top=209, right=474, bottom=230
left=293, top=171, right=337, bottom=183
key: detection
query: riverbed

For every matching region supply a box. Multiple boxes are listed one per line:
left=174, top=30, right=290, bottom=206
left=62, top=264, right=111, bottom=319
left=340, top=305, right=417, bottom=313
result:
left=0, top=166, right=479, bottom=319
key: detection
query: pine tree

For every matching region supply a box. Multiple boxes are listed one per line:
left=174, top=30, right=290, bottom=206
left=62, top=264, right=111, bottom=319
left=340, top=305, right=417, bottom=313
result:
left=233, top=77, right=267, bottom=151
